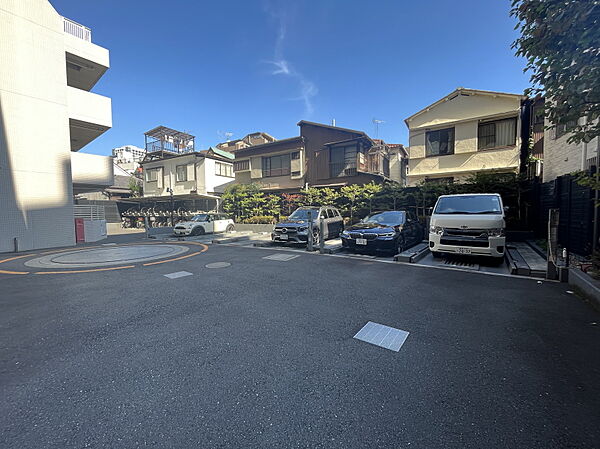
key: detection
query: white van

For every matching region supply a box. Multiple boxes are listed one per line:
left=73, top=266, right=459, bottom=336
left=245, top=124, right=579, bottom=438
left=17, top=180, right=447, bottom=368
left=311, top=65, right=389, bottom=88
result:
left=429, top=193, right=506, bottom=260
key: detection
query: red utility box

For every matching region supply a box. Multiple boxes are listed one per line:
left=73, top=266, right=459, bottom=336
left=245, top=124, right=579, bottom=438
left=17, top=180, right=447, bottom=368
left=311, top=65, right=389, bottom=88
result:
left=74, top=218, right=85, bottom=243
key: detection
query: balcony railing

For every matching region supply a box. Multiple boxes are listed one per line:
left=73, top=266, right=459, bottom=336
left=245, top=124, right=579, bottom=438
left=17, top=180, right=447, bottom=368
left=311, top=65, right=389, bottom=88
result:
left=330, top=162, right=357, bottom=178
left=63, top=17, right=91, bottom=42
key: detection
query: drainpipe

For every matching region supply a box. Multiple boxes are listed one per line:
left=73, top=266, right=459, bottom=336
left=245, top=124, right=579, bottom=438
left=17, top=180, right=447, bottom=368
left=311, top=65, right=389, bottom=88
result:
left=594, top=137, right=599, bottom=253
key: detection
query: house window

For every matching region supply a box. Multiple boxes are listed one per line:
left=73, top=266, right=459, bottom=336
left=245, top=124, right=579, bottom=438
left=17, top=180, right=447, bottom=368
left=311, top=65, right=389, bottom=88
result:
left=215, top=162, right=233, bottom=177
left=477, top=118, right=516, bottom=150
left=291, top=171, right=301, bottom=177
left=146, top=168, right=159, bottom=182
left=262, top=154, right=291, bottom=177
left=291, top=151, right=300, bottom=160
left=176, top=165, right=187, bottom=182
left=426, top=128, right=455, bottom=156
left=234, top=160, right=249, bottom=171
left=554, top=119, right=578, bottom=139
left=330, top=145, right=358, bottom=177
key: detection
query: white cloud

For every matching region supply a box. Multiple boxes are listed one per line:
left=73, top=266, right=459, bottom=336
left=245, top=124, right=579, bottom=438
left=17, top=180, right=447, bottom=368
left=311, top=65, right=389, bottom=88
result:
left=263, top=2, right=317, bottom=117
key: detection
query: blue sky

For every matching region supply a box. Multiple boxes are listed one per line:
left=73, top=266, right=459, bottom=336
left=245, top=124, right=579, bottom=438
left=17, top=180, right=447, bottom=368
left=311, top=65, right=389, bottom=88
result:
left=52, top=0, right=529, bottom=155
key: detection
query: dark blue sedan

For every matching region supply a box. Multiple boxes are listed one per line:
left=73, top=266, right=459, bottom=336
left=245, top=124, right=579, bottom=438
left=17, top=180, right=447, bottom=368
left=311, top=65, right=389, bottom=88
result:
left=341, top=210, right=424, bottom=254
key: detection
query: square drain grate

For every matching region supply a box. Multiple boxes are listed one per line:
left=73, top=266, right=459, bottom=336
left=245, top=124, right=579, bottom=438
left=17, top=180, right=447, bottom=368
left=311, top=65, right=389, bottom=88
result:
left=262, top=253, right=300, bottom=261
left=354, top=321, right=409, bottom=352
left=443, top=259, right=479, bottom=270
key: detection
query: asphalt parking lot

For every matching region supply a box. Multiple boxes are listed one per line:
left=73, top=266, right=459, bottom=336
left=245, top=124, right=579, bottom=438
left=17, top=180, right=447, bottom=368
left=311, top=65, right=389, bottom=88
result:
left=1, top=241, right=599, bottom=448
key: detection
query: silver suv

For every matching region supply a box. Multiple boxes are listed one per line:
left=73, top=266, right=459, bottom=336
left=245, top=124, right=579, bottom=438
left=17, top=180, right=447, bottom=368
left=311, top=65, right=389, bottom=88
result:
left=272, top=206, right=344, bottom=245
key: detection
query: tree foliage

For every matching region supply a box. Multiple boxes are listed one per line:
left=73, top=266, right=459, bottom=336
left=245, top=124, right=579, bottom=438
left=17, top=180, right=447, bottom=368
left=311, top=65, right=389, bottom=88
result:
left=511, top=0, right=600, bottom=144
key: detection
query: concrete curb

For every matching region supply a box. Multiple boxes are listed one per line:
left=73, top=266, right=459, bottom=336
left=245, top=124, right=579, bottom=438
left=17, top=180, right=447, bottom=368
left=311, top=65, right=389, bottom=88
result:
left=569, top=268, right=600, bottom=311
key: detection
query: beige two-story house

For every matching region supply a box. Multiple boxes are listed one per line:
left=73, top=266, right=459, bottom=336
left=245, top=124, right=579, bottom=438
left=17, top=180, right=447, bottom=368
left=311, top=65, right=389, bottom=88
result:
left=142, top=148, right=235, bottom=198
left=405, top=88, right=525, bottom=185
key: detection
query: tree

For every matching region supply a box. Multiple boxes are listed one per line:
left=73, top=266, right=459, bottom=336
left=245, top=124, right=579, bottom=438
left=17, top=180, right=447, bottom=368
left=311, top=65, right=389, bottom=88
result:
left=221, top=183, right=261, bottom=221
left=511, top=0, right=600, bottom=144
left=128, top=177, right=142, bottom=197
left=281, top=193, right=302, bottom=215
left=301, top=187, right=322, bottom=206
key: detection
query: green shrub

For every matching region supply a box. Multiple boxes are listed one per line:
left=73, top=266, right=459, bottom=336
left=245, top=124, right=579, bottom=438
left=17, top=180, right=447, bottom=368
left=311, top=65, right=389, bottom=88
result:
left=241, top=215, right=276, bottom=224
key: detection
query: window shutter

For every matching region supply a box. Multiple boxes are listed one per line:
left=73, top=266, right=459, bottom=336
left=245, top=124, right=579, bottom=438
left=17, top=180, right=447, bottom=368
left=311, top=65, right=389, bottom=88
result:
left=187, top=164, right=195, bottom=181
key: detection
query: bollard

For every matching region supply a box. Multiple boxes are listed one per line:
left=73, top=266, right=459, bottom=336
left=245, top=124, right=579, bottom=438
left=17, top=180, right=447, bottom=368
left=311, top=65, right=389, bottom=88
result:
left=307, top=211, right=313, bottom=252
left=319, top=219, right=325, bottom=253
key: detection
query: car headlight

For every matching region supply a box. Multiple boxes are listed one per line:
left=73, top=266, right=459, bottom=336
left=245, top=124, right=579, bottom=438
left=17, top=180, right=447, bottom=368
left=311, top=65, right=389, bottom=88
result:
left=429, top=225, right=444, bottom=235
left=298, top=226, right=308, bottom=233
left=340, top=231, right=350, bottom=238
left=379, top=232, right=395, bottom=237
left=487, top=228, right=505, bottom=237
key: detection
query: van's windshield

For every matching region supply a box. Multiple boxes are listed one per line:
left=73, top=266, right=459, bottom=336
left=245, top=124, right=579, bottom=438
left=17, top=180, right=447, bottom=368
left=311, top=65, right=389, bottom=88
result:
left=434, top=195, right=502, bottom=215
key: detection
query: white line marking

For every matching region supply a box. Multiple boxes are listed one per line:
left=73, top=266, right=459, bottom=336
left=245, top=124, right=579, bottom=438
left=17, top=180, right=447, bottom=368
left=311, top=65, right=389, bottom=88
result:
left=220, top=243, right=553, bottom=282
left=164, top=271, right=193, bottom=279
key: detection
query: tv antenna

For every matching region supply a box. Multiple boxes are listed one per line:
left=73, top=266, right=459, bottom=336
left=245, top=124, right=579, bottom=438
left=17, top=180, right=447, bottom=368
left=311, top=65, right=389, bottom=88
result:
left=372, top=118, right=385, bottom=138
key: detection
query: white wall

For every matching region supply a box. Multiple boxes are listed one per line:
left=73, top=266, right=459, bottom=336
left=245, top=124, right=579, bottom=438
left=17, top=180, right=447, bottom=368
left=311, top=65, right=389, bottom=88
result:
left=200, top=157, right=236, bottom=194
left=0, top=0, right=75, bottom=252
left=0, top=0, right=112, bottom=252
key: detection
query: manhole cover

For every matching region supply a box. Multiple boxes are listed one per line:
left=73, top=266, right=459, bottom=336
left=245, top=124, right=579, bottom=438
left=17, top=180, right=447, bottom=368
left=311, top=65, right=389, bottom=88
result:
left=205, top=262, right=231, bottom=269
left=25, top=244, right=189, bottom=268
left=262, top=253, right=300, bottom=261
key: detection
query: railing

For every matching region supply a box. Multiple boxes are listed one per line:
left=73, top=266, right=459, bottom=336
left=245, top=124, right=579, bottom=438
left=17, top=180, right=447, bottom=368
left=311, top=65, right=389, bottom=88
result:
left=63, top=17, right=92, bottom=42
left=74, top=205, right=105, bottom=220
left=330, top=162, right=357, bottom=178
left=145, top=141, right=194, bottom=154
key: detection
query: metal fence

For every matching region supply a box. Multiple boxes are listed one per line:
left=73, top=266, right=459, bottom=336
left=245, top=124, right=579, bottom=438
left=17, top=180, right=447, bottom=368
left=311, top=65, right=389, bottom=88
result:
left=73, top=205, right=105, bottom=220
left=529, top=173, right=597, bottom=256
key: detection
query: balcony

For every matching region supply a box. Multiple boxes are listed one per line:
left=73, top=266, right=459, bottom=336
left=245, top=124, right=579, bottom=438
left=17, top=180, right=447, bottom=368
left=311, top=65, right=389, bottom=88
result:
left=71, top=152, right=114, bottom=194
left=330, top=162, right=357, bottom=178
left=67, top=86, right=112, bottom=151
left=62, top=17, right=109, bottom=91
left=63, top=17, right=91, bottom=41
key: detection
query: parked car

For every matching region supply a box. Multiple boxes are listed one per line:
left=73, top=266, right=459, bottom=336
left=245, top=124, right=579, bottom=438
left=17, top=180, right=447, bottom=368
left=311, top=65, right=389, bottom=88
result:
left=341, top=210, right=423, bottom=254
left=173, top=213, right=235, bottom=236
left=272, top=206, right=344, bottom=245
left=429, top=193, right=506, bottom=260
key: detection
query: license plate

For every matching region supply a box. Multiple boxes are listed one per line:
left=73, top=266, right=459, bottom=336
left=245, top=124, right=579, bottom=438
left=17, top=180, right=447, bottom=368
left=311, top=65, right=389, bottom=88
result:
left=279, top=234, right=289, bottom=240
left=456, top=247, right=471, bottom=254
left=356, top=238, right=367, bottom=245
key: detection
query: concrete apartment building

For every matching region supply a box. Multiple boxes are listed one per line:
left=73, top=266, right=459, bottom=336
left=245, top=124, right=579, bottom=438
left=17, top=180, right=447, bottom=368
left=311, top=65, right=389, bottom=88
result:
left=0, top=0, right=113, bottom=252
left=404, top=88, right=525, bottom=185
left=233, top=121, right=397, bottom=192
left=112, top=145, right=146, bottom=174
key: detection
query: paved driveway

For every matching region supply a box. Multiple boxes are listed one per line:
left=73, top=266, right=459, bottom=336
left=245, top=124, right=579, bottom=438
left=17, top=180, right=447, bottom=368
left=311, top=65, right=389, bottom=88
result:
left=1, top=244, right=598, bottom=448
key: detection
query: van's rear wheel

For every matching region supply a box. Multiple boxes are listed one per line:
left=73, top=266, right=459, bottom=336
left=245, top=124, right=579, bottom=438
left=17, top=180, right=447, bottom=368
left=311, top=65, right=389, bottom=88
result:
left=226, top=224, right=235, bottom=233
